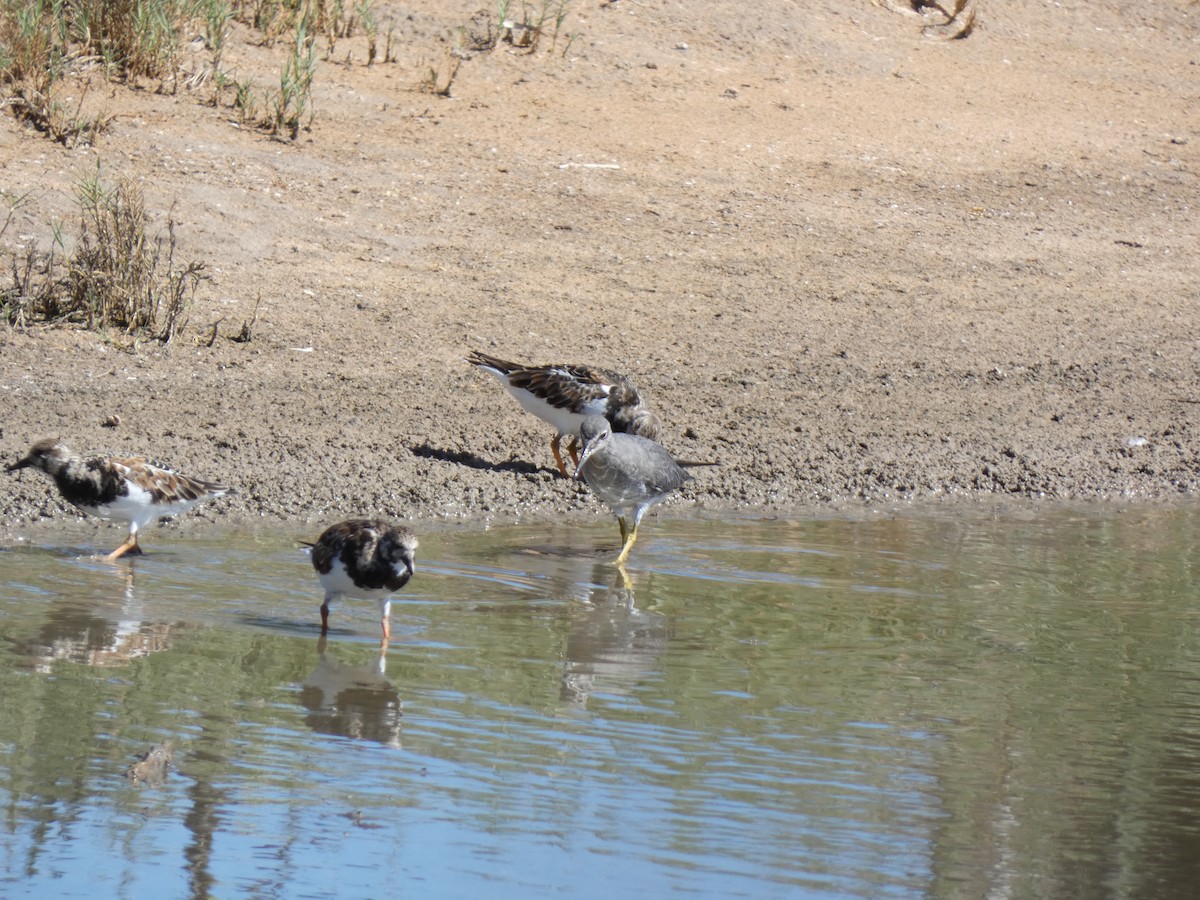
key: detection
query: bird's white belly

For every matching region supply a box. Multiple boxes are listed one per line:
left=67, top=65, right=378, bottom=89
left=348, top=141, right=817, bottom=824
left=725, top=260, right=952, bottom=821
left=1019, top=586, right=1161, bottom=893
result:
left=80, top=483, right=199, bottom=527
left=509, top=386, right=606, bottom=435
left=318, top=558, right=396, bottom=600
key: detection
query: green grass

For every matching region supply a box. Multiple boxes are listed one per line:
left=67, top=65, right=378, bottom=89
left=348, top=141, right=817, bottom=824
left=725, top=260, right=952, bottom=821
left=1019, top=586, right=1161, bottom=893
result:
left=269, top=13, right=317, bottom=138
left=499, top=0, right=574, bottom=54
left=1, top=1, right=578, bottom=139
left=0, top=0, right=385, bottom=142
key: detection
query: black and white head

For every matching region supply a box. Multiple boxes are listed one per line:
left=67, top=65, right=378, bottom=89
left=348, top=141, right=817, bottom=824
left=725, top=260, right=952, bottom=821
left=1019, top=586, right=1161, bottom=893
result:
left=379, top=527, right=418, bottom=579
left=606, top=380, right=662, bottom=442
left=6, top=438, right=74, bottom=477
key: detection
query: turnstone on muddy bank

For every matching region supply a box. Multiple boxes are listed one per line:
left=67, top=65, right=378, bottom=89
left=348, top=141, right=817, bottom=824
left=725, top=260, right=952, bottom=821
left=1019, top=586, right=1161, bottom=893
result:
left=573, top=415, right=691, bottom=565
left=6, top=438, right=233, bottom=560
left=466, top=350, right=662, bottom=477
left=307, top=519, right=418, bottom=642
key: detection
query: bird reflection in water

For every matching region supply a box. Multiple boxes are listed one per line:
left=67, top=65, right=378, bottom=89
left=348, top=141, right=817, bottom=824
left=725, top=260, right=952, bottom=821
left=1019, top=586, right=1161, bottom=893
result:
left=299, top=635, right=402, bottom=746
left=560, top=565, right=669, bottom=707
left=17, top=561, right=178, bottom=672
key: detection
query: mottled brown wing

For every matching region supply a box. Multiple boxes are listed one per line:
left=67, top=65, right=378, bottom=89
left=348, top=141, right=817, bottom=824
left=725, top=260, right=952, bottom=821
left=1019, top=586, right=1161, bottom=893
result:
left=112, top=456, right=229, bottom=504
left=313, top=519, right=360, bottom=574
left=508, top=365, right=620, bottom=412
left=311, top=518, right=386, bottom=576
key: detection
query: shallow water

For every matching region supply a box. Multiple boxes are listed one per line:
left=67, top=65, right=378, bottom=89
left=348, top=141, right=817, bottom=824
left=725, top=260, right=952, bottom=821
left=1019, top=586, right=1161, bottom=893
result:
left=1, top=505, right=1200, bottom=899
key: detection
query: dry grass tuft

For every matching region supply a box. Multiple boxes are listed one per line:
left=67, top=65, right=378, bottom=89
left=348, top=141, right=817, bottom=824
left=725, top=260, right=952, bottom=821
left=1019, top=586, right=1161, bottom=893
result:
left=2, top=169, right=207, bottom=345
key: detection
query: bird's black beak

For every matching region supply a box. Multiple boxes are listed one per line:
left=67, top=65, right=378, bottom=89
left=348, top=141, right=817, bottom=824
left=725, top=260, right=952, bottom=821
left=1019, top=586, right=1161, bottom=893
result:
left=406, top=559, right=416, bottom=578
left=574, top=444, right=595, bottom=480
left=5, top=457, right=29, bottom=473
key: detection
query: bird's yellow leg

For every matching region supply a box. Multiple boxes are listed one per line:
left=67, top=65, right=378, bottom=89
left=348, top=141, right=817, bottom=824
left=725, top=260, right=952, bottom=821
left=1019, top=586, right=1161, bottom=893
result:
left=567, top=435, right=581, bottom=467
left=550, top=434, right=570, bottom=478
left=613, top=523, right=638, bottom=566
left=615, top=563, right=633, bottom=593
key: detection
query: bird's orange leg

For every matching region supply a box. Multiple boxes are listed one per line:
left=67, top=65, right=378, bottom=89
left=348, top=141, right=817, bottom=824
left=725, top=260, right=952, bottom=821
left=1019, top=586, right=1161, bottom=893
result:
left=105, top=533, right=141, bottom=561
left=550, top=434, right=570, bottom=478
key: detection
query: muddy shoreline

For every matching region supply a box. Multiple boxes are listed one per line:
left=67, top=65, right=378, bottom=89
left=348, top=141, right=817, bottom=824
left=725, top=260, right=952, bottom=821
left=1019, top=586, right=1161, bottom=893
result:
left=1, top=1, right=1197, bottom=542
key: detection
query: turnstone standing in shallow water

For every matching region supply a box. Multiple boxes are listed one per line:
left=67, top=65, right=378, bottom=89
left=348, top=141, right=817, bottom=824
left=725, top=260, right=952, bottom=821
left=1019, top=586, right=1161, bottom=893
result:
left=6, top=438, right=233, bottom=560
left=466, top=349, right=662, bottom=477
left=308, top=519, right=418, bottom=642
left=574, top=415, right=691, bottom=565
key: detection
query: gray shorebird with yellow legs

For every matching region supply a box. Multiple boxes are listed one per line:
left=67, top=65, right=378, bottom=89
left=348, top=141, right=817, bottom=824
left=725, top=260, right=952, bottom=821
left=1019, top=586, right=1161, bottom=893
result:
left=573, top=415, right=691, bottom=565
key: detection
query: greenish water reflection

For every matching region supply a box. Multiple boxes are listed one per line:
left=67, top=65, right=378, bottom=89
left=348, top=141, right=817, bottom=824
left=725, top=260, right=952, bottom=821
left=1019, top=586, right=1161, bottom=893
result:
left=0, top=506, right=1199, bottom=898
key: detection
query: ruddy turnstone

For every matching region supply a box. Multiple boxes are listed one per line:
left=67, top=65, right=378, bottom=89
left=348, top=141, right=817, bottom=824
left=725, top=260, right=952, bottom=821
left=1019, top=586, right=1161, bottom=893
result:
left=6, top=438, right=232, bottom=560
left=308, top=519, right=418, bottom=641
left=574, top=415, right=690, bottom=565
left=466, top=349, right=662, bottom=477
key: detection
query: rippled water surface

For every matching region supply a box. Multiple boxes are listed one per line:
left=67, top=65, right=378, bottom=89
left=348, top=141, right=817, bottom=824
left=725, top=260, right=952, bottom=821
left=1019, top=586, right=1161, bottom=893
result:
left=2, top=505, right=1200, bottom=899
